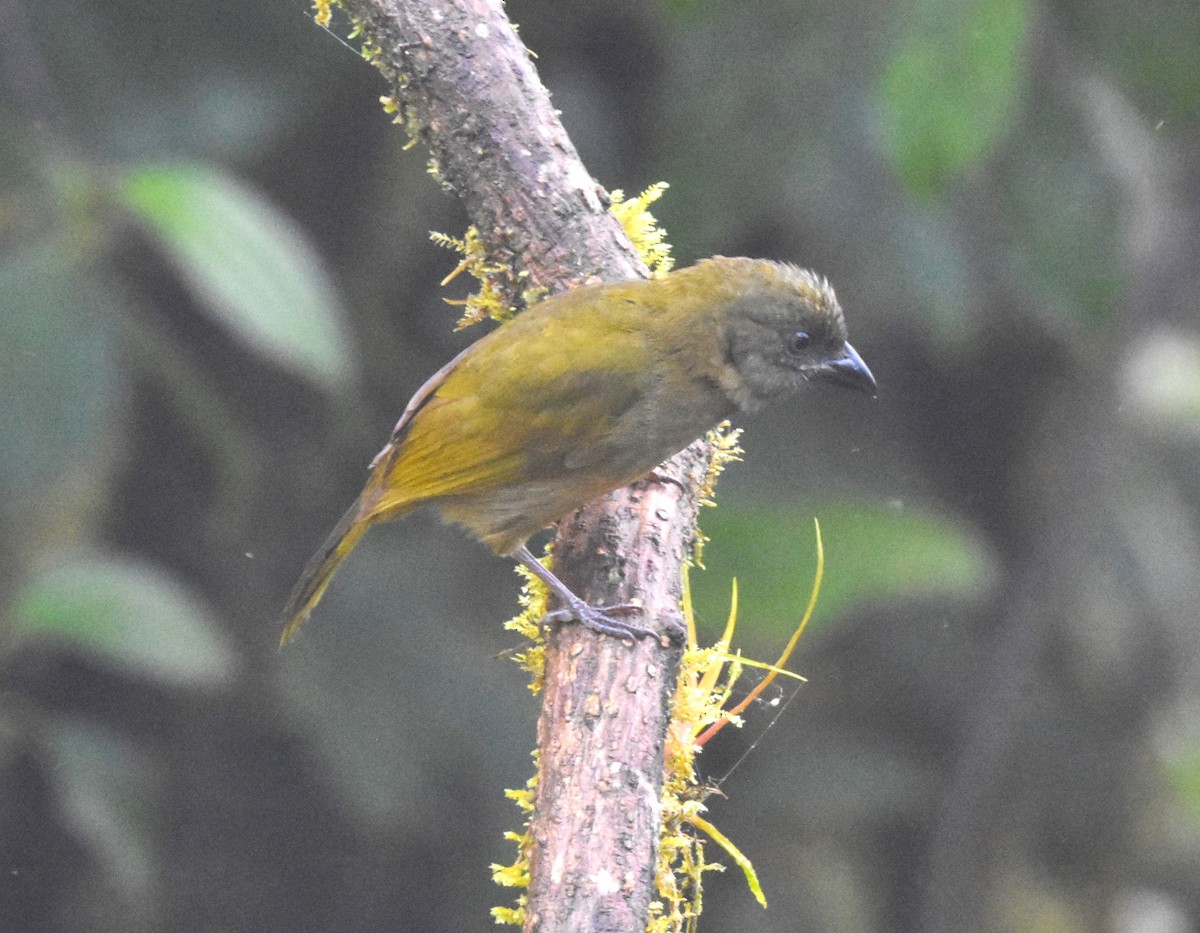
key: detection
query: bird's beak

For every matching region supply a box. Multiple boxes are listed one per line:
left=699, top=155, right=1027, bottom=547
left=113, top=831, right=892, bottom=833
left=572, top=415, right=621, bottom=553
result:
left=817, top=342, right=876, bottom=396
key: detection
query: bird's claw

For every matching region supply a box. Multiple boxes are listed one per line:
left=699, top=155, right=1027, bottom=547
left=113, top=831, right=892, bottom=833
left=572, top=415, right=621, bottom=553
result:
left=541, top=601, right=659, bottom=642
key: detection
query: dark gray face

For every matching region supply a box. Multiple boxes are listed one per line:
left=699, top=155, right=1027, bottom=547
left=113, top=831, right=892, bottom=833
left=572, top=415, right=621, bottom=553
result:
left=723, top=266, right=874, bottom=410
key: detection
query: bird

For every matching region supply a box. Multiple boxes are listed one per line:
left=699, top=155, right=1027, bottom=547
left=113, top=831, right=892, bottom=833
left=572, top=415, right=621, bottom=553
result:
left=279, top=256, right=875, bottom=645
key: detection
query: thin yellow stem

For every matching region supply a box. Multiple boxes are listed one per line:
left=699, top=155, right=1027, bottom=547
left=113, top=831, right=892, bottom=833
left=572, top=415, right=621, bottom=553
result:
left=695, top=518, right=823, bottom=747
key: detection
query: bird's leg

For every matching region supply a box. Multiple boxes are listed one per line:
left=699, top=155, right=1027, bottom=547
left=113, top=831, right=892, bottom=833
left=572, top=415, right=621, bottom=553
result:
left=515, top=545, right=659, bottom=641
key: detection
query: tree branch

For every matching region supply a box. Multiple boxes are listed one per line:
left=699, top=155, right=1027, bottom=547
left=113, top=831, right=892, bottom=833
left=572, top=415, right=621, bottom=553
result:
left=338, top=0, right=645, bottom=292
left=333, top=0, right=705, bottom=928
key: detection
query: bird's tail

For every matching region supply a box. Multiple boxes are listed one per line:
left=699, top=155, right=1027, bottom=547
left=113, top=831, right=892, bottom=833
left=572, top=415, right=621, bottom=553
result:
left=279, top=486, right=397, bottom=646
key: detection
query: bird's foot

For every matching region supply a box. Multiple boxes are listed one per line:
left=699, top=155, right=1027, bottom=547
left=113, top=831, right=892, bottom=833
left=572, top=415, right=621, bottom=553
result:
left=514, top=544, right=670, bottom=643
left=541, top=599, right=658, bottom=642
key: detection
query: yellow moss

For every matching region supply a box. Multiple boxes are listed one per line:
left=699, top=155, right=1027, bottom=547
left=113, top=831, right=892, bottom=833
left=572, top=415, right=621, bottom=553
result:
left=491, top=858, right=530, bottom=889
left=430, top=227, right=520, bottom=328
left=314, top=5, right=424, bottom=140
left=490, top=904, right=525, bottom=926
left=503, top=784, right=536, bottom=813
left=650, top=579, right=741, bottom=930
left=311, top=0, right=334, bottom=28
left=609, top=182, right=674, bottom=277
left=491, top=765, right=539, bottom=926
left=503, top=551, right=549, bottom=691
left=360, top=34, right=383, bottom=61
left=699, top=422, right=744, bottom=509
left=693, top=422, right=743, bottom=567
left=520, top=284, right=549, bottom=310
left=382, top=94, right=421, bottom=138
left=650, top=521, right=825, bottom=931
left=491, top=547, right=552, bottom=926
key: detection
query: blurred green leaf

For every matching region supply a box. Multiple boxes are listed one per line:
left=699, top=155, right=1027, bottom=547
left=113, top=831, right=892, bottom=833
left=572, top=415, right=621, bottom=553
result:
left=879, top=0, right=1030, bottom=199
left=0, top=244, right=121, bottom=499
left=1073, top=0, right=1200, bottom=123
left=42, top=719, right=160, bottom=913
left=11, top=556, right=237, bottom=688
left=663, top=0, right=715, bottom=25
left=693, top=500, right=996, bottom=639
left=1165, top=744, right=1200, bottom=820
left=994, top=98, right=1122, bottom=330
left=117, top=163, right=355, bottom=388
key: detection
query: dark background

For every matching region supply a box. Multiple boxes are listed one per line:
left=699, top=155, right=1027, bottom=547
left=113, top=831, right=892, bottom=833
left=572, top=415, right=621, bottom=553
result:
left=2, top=0, right=1199, bottom=930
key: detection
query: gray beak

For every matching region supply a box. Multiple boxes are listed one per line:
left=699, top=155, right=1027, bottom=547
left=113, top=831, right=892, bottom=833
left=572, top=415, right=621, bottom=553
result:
left=817, top=341, right=876, bottom=396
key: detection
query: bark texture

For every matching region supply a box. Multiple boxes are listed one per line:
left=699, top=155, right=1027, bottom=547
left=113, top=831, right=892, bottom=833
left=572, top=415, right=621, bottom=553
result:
left=335, top=1, right=705, bottom=929
left=339, top=0, right=646, bottom=293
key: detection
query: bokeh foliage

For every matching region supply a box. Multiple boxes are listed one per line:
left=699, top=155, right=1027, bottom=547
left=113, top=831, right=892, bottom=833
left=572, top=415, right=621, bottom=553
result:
left=1, top=0, right=1199, bottom=931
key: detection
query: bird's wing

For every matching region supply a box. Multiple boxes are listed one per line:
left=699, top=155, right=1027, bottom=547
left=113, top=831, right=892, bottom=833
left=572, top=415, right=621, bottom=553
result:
left=378, top=304, right=652, bottom=507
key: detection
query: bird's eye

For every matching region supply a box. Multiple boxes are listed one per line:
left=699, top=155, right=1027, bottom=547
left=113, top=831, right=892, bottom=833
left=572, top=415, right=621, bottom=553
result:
left=785, top=331, right=811, bottom=356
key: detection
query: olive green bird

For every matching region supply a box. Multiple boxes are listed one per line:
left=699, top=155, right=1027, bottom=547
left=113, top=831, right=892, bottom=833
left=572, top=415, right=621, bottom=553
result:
left=280, top=256, right=875, bottom=645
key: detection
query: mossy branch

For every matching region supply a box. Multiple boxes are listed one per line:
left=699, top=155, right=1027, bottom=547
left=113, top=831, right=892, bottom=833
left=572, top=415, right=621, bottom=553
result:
left=318, top=1, right=711, bottom=929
